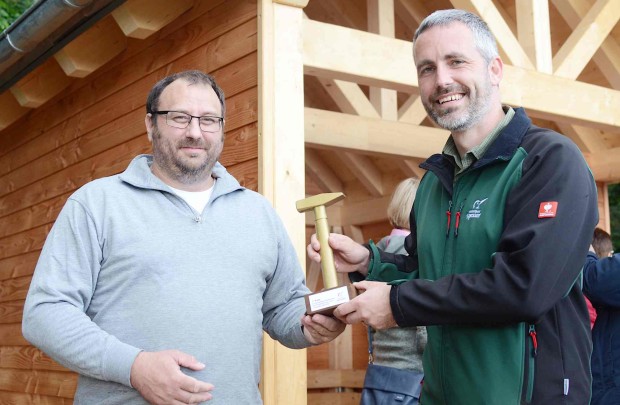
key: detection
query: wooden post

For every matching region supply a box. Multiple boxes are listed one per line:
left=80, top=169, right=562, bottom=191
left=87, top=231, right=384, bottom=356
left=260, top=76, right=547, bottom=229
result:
left=258, top=0, right=309, bottom=404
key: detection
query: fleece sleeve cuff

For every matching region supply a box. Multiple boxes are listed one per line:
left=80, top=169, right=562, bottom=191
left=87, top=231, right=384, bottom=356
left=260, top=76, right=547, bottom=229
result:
left=101, top=336, right=142, bottom=387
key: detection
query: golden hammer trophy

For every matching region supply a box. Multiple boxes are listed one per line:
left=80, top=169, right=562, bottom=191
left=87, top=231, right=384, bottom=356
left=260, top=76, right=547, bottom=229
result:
left=297, top=192, right=356, bottom=315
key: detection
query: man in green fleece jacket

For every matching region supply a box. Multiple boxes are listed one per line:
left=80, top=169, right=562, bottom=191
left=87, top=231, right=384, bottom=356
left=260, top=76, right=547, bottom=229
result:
left=308, top=9, right=597, bottom=405
left=23, top=70, right=345, bottom=404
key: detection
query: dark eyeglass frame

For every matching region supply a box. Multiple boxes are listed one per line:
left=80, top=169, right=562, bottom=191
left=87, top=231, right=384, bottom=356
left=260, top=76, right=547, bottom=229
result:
left=150, top=110, right=224, bottom=133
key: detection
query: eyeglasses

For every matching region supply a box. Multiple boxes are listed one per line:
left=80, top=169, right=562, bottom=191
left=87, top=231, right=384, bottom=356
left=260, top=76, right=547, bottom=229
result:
left=151, top=111, right=223, bottom=133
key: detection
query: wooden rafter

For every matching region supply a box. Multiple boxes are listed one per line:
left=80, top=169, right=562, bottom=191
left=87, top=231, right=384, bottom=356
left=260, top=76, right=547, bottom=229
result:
left=552, top=0, right=620, bottom=89
left=450, top=0, right=535, bottom=69
left=314, top=77, right=386, bottom=196
left=585, top=147, right=620, bottom=182
left=398, top=95, right=426, bottom=124
left=303, top=19, right=620, bottom=131
left=305, top=148, right=344, bottom=192
left=367, top=0, right=398, bottom=121
left=552, top=0, right=620, bottom=80
left=398, top=158, right=427, bottom=179
left=305, top=107, right=449, bottom=158
left=556, top=122, right=608, bottom=154
left=516, top=0, right=552, bottom=73
left=339, top=152, right=384, bottom=196
left=341, top=195, right=391, bottom=226
left=395, top=0, right=431, bottom=27
left=111, top=0, right=193, bottom=39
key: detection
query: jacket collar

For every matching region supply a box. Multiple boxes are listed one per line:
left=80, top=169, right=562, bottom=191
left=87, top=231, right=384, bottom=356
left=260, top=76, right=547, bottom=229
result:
left=420, top=107, right=531, bottom=194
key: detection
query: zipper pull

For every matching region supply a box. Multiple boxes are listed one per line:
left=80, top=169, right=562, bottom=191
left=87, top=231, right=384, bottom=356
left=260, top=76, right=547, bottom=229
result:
left=446, top=200, right=452, bottom=237
left=454, top=202, right=464, bottom=237
left=194, top=216, right=202, bottom=223
left=529, top=325, right=538, bottom=357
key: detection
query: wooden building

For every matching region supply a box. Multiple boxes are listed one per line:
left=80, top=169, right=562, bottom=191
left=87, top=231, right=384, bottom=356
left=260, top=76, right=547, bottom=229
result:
left=0, top=0, right=619, bottom=403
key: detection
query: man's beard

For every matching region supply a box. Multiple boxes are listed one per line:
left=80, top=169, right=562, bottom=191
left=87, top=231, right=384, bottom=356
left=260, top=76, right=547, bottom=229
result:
left=151, top=126, right=223, bottom=185
left=424, top=80, right=492, bottom=132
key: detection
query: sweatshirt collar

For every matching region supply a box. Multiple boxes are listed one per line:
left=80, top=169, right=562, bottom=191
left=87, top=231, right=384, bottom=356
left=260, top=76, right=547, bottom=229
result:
left=119, top=155, right=244, bottom=199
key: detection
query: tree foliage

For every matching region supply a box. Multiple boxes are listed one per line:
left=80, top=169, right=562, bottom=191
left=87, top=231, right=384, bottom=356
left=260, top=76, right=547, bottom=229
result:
left=0, top=0, right=36, bottom=32
left=608, top=183, right=620, bottom=251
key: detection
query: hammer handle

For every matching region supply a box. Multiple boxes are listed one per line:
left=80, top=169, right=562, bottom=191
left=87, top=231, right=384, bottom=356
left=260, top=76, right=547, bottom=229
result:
left=314, top=206, right=339, bottom=289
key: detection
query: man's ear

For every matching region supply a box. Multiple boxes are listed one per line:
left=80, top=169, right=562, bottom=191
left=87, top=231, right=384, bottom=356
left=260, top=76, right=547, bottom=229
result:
left=145, top=114, right=154, bottom=142
left=489, top=56, right=503, bottom=86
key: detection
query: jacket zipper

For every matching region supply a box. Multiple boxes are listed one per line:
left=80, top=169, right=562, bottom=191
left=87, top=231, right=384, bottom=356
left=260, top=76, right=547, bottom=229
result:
left=445, top=200, right=452, bottom=237
left=454, top=202, right=464, bottom=237
left=445, top=200, right=465, bottom=237
left=526, top=324, right=537, bottom=403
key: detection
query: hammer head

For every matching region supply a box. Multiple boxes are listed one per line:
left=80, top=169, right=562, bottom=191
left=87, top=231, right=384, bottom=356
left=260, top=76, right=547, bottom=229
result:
left=296, top=192, right=345, bottom=212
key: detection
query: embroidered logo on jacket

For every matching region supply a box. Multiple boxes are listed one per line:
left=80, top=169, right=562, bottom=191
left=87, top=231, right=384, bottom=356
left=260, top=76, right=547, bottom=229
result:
left=538, top=201, right=558, bottom=218
left=466, top=198, right=488, bottom=220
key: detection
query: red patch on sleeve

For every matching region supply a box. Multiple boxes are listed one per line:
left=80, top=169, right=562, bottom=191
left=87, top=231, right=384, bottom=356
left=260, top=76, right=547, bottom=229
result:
left=538, top=201, right=558, bottom=218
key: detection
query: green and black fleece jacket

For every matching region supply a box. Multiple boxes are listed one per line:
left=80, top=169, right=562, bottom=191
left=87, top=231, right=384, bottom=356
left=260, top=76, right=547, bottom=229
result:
left=367, top=108, right=598, bottom=405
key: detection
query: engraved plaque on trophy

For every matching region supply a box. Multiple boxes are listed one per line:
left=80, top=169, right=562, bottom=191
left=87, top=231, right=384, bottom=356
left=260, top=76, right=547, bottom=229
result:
left=297, top=192, right=356, bottom=316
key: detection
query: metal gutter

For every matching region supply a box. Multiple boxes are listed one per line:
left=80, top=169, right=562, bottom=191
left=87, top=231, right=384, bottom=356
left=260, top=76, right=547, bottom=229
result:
left=0, top=0, right=126, bottom=94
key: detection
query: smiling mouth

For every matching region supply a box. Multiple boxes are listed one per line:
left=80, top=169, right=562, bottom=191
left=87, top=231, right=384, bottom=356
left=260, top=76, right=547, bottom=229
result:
left=438, top=94, right=464, bottom=104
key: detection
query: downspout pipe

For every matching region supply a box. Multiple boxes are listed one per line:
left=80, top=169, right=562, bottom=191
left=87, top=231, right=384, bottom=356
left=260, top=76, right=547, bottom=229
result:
left=0, top=0, right=125, bottom=94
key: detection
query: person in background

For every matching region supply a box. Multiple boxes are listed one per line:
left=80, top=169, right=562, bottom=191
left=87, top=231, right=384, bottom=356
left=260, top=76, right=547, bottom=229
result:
left=308, top=9, right=597, bottom=405
left=584, top=227, right=614, bottom=329
left=583, top=228, right=620, bottom=405
left=22, top=70, right=344, bottom=405
left=593, top=227, right=614, bottom=258
left=366, top=177, right=426, bottom=374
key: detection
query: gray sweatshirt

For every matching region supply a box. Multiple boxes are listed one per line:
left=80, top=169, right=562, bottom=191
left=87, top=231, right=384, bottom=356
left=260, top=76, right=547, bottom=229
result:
left=22, top=155, right=311, bottom=404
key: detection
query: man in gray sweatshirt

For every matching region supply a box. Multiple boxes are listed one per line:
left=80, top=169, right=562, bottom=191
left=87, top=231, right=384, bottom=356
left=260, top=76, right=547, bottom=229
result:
left=22, top=70, right=345, bottom=404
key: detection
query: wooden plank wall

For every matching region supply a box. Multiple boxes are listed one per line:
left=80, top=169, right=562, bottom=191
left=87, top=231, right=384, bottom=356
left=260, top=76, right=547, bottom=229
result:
left=0, top=0, right=258, bottom=401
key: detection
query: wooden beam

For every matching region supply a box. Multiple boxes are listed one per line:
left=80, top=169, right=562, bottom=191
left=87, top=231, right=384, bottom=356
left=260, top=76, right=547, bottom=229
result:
left=552, top=0, right=620, bottom=79
left=9, top=59, right=72, bottom=108
left=305, top=148, right=344, bottom=192
left=311, top=0, right=365, bottom=30
left=0, top=92, right=29, bottom=130
left=54, top=16, right=127, bottom=78
left=305, top=107, right=449, bottom=159
left=398, top=158, right=427, bottom=179
left=328, top=324, right=353, bottom=369
left=500, top=64, right=620, bottom=130
left=552, top=0, right=620, bottom=88
left=585, top=147, right=620, bottom=183
left=556, top=122, right=608, bottom=154
left=303, top=19, right=418, bottom=93
left=341, top=196, right=391, bottom=226
left=367, top=0, right=398, bottom=121
left=305, top=260, right=321, bottom=291
left=344, top=225, right=365, bottom=243
left=339, top=153, right=384, bottom=197
left=450, top=0, right=534, bottom=69
left=111, top=0, right=193, bottom=39
left=258, top=1, right=307, bottom=404
left=302, top=19, right=620, bottom=130
left=395, top=0, right=431, bottom=26
left=316, top=78, right=379, bottom=118
left=516, top=0, right=552, bottom=73
left=398, top=95, right=426, bottom=125
left=307, top=369, right=365, bottom=389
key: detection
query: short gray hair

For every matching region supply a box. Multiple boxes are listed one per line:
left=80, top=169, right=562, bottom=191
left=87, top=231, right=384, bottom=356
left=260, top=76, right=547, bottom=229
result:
left=413, top=9, right=499, bottom=64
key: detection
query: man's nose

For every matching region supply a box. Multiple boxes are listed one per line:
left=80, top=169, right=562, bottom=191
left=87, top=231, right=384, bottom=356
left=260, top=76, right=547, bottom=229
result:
left=435, top=64, right=453, bottom=88
left=185, top=117, right=203, bottom=139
